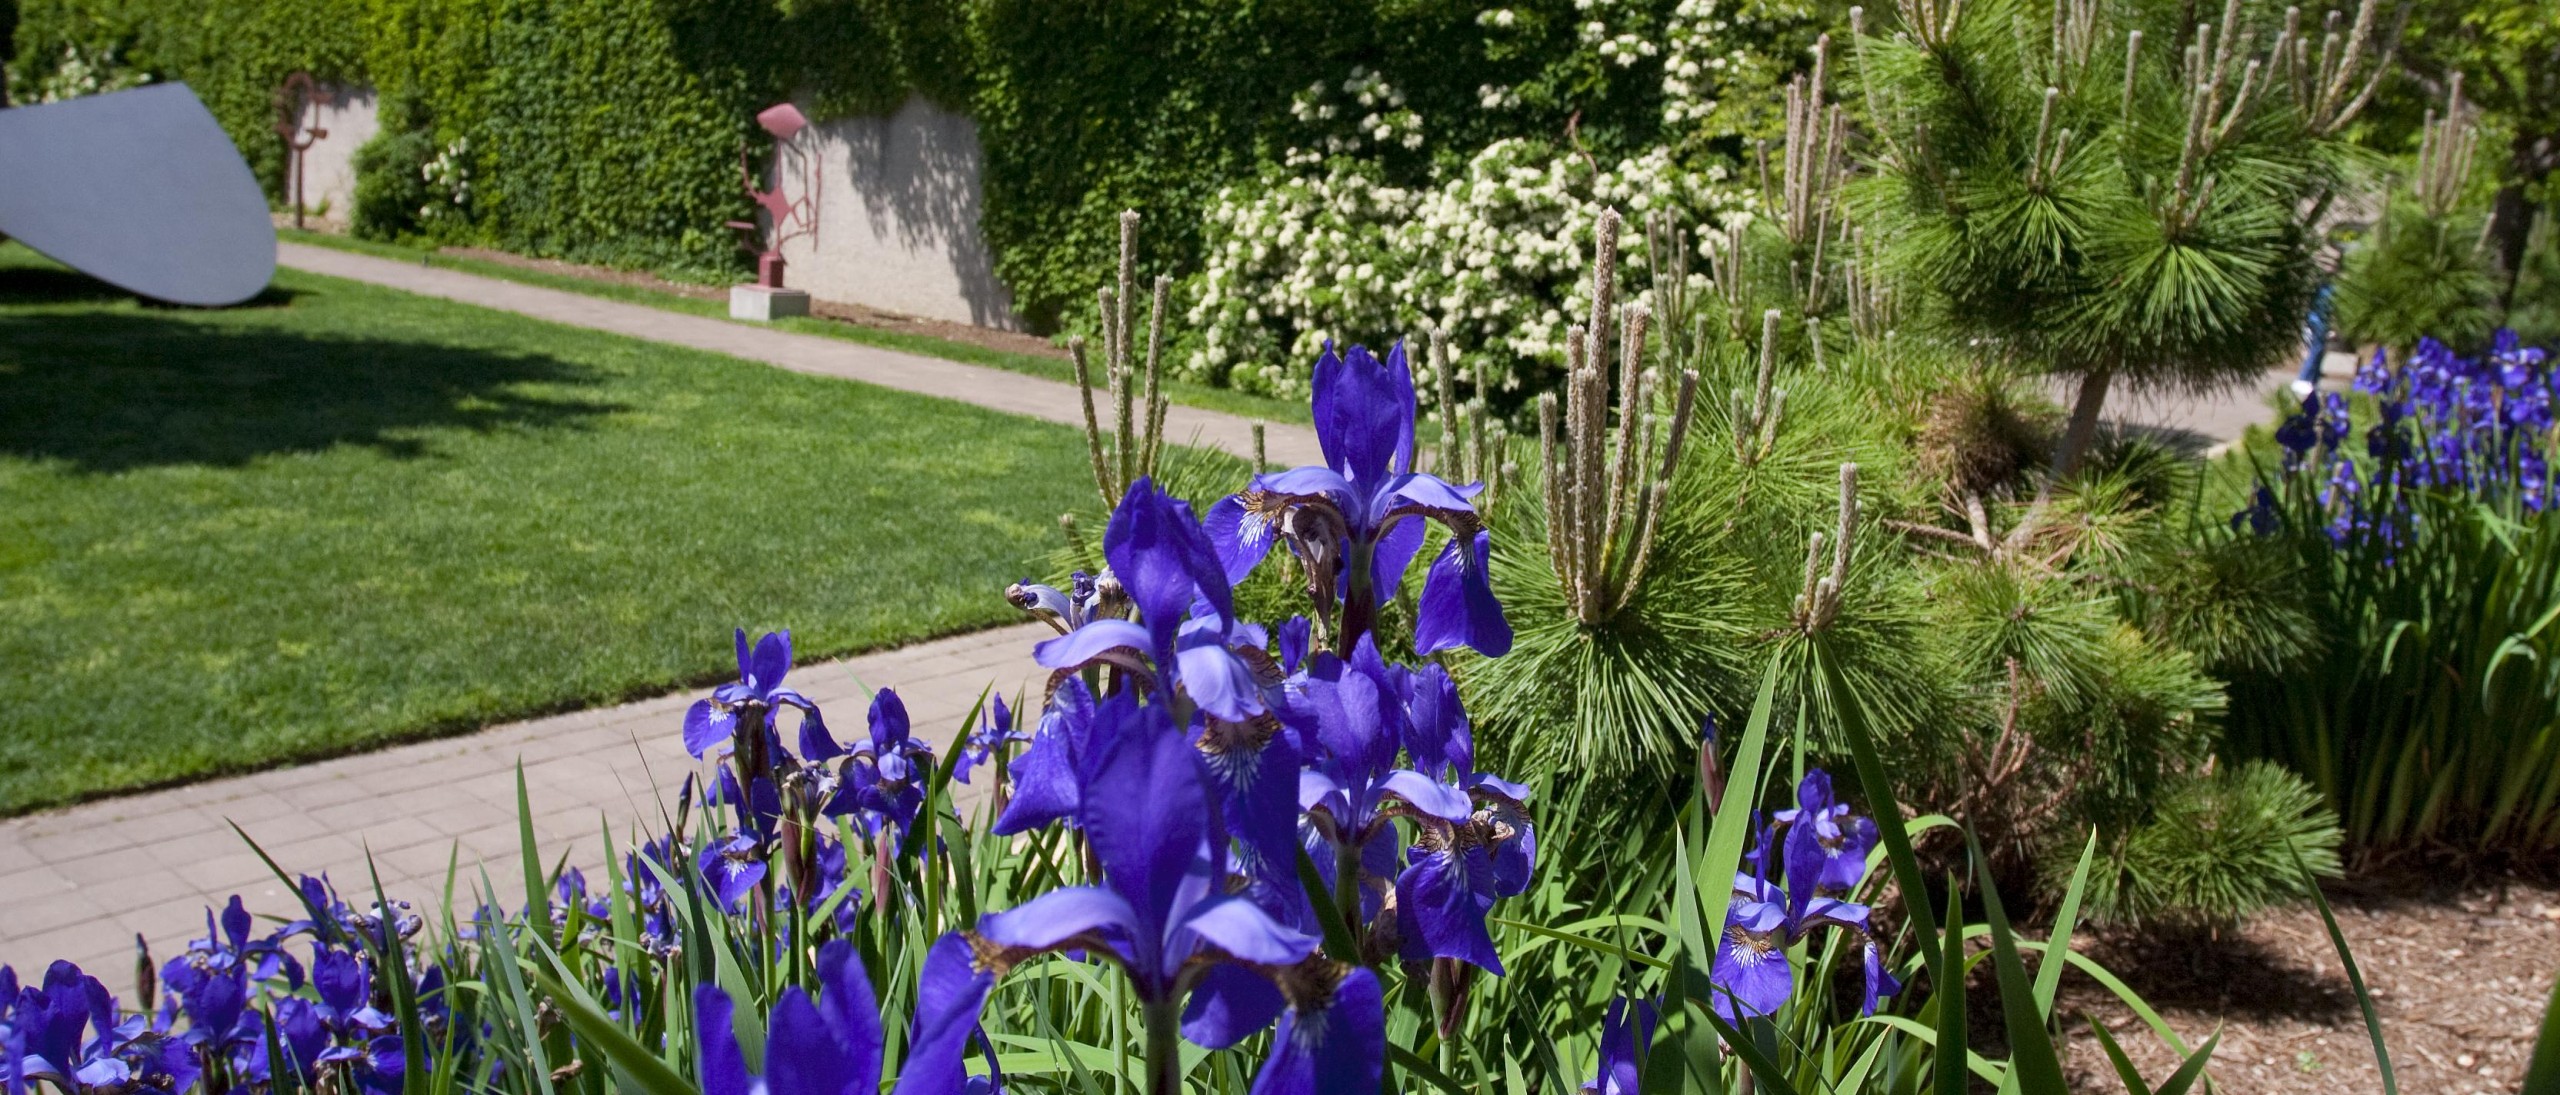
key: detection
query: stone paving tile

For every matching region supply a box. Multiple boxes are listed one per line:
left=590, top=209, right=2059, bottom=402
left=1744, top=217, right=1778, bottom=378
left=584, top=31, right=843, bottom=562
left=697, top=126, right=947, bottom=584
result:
left=1, top=623, right=1050, bottom=974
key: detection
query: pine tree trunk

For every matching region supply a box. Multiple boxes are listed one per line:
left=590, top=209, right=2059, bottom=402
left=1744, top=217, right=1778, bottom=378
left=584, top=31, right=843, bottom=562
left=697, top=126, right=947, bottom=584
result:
left=2052, top=366, right=2113, bottom=483
left=2002, top=366, right=2112, bottom=554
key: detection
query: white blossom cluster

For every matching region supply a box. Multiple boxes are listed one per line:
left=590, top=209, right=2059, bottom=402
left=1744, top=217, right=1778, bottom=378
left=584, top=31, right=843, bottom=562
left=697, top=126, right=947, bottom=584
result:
left=1281, top=67, right=1425, bottom=169
left=1662, top=0, right=1811, bottom=131
left=418, top=137, right=473, bottom=223
left=27, top=45, right=147, bottom=104
left=1576, top=0, right=1662, bottom=67
left=1181, top=135, right=1744, bottom=401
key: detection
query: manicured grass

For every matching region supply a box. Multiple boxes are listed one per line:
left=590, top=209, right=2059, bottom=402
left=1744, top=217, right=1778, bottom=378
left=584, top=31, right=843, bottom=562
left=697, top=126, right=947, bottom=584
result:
left=0, top=243, right=1098, bottom=813
left=279, top=229, right=1313, bottom=424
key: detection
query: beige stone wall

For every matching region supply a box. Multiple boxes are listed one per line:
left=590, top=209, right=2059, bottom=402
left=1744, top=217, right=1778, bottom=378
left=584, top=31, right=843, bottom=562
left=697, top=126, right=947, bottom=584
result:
left=768, top=95, right=1020, bottom=330
left=289, top=86, right=379, bottom=225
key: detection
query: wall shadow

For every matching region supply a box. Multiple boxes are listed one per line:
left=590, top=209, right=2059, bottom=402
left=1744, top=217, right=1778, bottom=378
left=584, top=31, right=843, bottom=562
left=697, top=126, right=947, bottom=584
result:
left=824, top=97, right=1018, bottom=329
left=0, top=308, right=619, bottom=474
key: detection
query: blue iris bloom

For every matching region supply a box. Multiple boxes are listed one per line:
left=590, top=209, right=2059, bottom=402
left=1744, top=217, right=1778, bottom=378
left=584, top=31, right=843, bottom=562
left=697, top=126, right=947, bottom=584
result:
left=952, top=694, right=1027, bottom=786
left=1581, top=997, right=1660, bottom=1095
left=960, top=691, right=1386, bottom=1095
left=694, top=939, right=993, bottom=1095
left=1206, top=342, right=1512, bottom=659
left=6, top=962, right=202, bottom=1095
left=685, top=629, right=830, bottom=761
left=1032, top=478, right=1272, bottom=725
left=1709, top=771, right=1898, bottom=1021
left=829, top=689, right=936, bottom=836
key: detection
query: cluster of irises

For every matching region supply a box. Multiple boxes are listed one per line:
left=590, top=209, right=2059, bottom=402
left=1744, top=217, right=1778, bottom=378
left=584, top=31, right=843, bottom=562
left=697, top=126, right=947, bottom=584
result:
left=1, top=341, right=1905, bottom=1095
left=2247, top=329, right=2555, bottom=546
left=1, top=878, right=434, bottom=1095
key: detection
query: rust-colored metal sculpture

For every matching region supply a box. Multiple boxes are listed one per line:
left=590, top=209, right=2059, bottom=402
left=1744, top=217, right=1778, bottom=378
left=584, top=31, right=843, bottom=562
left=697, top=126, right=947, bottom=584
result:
left=272, top=73, right=332, bottom=229
left=728, top=102, right=819, bottom=288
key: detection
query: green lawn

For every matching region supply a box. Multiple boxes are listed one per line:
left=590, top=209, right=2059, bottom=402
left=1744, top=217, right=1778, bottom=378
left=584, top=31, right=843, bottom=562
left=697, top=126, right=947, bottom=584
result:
left=279, top=230, right=1313, bottom=424
left=0, top=243, right=1097, bottom=813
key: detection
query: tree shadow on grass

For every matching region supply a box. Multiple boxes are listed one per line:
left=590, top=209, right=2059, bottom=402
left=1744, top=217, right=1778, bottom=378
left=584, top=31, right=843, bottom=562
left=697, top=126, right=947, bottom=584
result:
left=0, top=307, right=620, bottom=474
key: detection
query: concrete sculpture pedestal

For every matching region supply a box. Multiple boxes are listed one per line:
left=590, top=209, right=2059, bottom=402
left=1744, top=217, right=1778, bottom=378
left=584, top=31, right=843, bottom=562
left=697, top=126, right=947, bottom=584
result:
left=730, top=284, right=810, bottom=322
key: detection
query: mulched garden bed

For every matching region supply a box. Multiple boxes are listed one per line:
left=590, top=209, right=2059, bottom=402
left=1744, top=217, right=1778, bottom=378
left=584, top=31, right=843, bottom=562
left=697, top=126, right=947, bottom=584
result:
left=2058, top=868, right=2558, bottom=1094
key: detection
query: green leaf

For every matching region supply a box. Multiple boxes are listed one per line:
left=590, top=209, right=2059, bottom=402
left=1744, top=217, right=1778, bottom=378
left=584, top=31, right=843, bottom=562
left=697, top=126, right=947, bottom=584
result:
left=1973, top=836, right=2070, bottom=1095
left=476, top=869, right=558, bottom=1095
left=523, top=956, right=699, bottom=1095
left=1694, top=1009, right=1803, bottom=1095
left=1294, top=844, right=1360, bottom=962
left=1817, top=645, right=1943, bottom=962
left=2525, top=970, right=2560, bottom=1095
left=2295, top=846, right=2397, bottom=1095
left=518, top=764, right=550, bottom=939
left=2085, top=1019, right=2154, bottom=1095
left=1934, top=879, right=1968, bottom=1095
left=2034, top=831, right=2097, bottom=1017
left=1387, top=1044, right=1470, bottom=1095
left=2154, top=1032, right=2221, bottom=1095
left=1489, top=917, right=1674, bottom=971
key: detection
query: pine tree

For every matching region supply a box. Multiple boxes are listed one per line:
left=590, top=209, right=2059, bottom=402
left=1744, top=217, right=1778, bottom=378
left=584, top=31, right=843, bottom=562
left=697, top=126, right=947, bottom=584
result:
left=1849, top=0, right=2400, bottom=498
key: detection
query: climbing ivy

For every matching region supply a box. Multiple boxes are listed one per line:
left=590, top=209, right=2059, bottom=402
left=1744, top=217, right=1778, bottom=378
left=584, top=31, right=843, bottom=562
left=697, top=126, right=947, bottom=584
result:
left=2, top=0, right=1807, bottom=314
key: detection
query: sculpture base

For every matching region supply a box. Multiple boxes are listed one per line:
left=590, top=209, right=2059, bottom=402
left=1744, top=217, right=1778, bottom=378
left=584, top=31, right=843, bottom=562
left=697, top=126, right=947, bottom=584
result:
left=730, top=285, right=810, bottom=322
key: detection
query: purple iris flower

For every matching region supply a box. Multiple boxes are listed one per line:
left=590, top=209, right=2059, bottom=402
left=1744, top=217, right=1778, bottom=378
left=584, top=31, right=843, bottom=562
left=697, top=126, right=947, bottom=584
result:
left=2352, top=348, right=2393, bottom=395
left=989, top=680, right=1095, bottom=836
left=311, top=947, right=391, bottom=1037
left=1034, top=478, right=1272, bottom=724
left=1708, top=772, right=1897, bottom=1021
left=697, top=831, right=768, bottom=914
left=1205, top=341, right=1512, bottom=658
left=963, top=691, right=1385, bottom=1093
left=695, top=938, right=994, bottom=1095
left=2274, top=397, right=2319, bottom=468
left=826, top=688, right=936, bottom=836
left=1580, top=997, right=1659, bottom=1095
left=1292, top=640, right=1475, bottom=945
left=1006, top=572, right=1113, bottom=635
left=1390, top=664, right=1536, bottom=973
left=1773, top=770, right=1878, bottom=903
left=2230, top=485, right=2281, bottom=535
left=951, top=694, right=1027, bottom=785
left=233, top=992, right=330, bottom=1086
left=685, top=629, right=830, bottom=761
left=163, top=897, right=302, bottom=1003
left=8, top=962, right=201, bottom=1095
left=316, top=1035, right=406, bottom=1095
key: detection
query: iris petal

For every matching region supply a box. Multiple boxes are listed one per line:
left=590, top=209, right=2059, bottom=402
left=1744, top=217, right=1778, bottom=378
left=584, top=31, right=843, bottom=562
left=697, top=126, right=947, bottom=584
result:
left=1414, top=530, right=1511, bottom=657
left=1180, top=964, right=1287, bottom=1049
left=692, top=986, right=754, bottom=1095
left=1393, top=843, right=1503, bottom=974
left=888, top=935, right=1000, bottom=1095
left=812, top=941, right=883, bottom=1094
left=1247, top=964, right=1384, bottom=1095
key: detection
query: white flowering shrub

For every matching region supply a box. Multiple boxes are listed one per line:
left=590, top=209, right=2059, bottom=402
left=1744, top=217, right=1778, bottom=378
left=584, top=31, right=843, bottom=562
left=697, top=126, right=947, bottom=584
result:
left=1170, top=0, right=1825, bottom=405
left=418, top=137, right=473, bottom=224
left=24, top=45, right=148, bottom=104
left=1182, top=135, right=1744, bottom=403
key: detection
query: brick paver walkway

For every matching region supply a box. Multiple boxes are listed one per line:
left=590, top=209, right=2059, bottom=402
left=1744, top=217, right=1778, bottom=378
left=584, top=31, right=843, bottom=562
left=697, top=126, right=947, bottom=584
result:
left=0, top=623, right=1052, bottom=975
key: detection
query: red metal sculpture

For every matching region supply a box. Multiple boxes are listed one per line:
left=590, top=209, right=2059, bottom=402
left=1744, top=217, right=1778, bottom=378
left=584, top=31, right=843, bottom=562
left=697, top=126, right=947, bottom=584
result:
left=272, top=73, right=332, bottom=229
left=729, top=102, right=820, bottom=288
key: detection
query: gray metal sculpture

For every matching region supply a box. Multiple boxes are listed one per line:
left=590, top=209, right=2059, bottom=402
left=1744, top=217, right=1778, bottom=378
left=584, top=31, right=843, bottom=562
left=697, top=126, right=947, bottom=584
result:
left=0, top=83, right=278, bottom=306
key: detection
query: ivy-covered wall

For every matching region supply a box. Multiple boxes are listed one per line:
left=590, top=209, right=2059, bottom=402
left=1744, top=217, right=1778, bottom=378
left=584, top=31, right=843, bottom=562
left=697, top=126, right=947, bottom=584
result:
left=2, top=0, right=1782, bottom=321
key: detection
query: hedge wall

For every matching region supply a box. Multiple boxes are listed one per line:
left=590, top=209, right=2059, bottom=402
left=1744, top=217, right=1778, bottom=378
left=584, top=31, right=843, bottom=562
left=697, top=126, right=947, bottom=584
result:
left=4, top=0, right=1726, bottom=318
